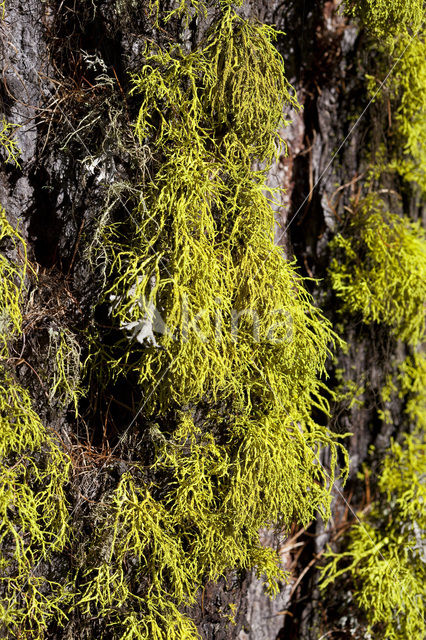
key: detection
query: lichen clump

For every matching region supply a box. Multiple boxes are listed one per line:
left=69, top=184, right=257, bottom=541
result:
left=323, top=6, right=426, bottom=636
left=328, top=194, right=426, bottom=344
left=345, top=0, right=424, bottom=40
left=83, top=4, right=349, bottom=638
left=0, top=118, right=21, bottom=166
left=0, top=208, right=26, bottom=355
left=47, top=326, right=83, bottom=413
left=0, top=214, right=71, bottom=638
left=320, top=430, right=426, bottom=640
left=386, top=31, right=426, bottom=193
left=0, top=368, right=72, bottom=638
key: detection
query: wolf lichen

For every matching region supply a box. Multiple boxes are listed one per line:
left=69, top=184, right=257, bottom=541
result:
left=364, top=27, right=426, bottom=194
left=320, top=430, right=426, bottom=640
left=0, top=207, right=26, bottom=356
left=328, top=194, right=426, bottom=344
left=0, top=209, right=72, bottom=638
left=47, top=326, right=83, bottom=414
left=397, top=352, right=426, bottom=428
left=84, top=3, right=349, bottom=637
left=0, top=364, right=72, bottom=638
left=78, top=473, right=202, bottom=640
left=386, top=31, right=426, bottom=193
left=99, top=11, right=330, bottom=415
left=0, top=118, right=21, bottom=167
left=322, top=6, right=426, bottom=629
left=345, top=0, right=424, bottom=40
left=143, top=0, right=244, bottom=26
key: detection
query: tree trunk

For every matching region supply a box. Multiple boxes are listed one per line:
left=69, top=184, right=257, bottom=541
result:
left=0, top=1, right=421, bottom=639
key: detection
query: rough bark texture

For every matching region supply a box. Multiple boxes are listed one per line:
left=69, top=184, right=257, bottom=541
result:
left=0, top=1, right=415, bottom=639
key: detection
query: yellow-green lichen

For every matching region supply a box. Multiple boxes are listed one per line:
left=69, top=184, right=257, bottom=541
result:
left=328, top=194, right=426, bottom=344
left=47, top=326, right=83, bottom=414
left=320, top=430, right=426, bottom=640
left=84, top=4, right=349, bottom=637
left=345, top=0, right=424, bottom=41
left=0, top=366, right=72, bottom=638
left=143, top=0, right=244, bottom=27
left=0, top=207, right=26, bottom=357
left=0, top=208, right=72, bottom=639
left=0, top=118, right=21, bottom=167
left=386, top=30, right=426, bottom=194
left=396, top=352, right=426, bottom=429
left=365, top=28, right=426, bottom=194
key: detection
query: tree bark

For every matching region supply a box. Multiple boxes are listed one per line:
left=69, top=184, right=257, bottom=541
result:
left=0, top=1, right=417, bottom=639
